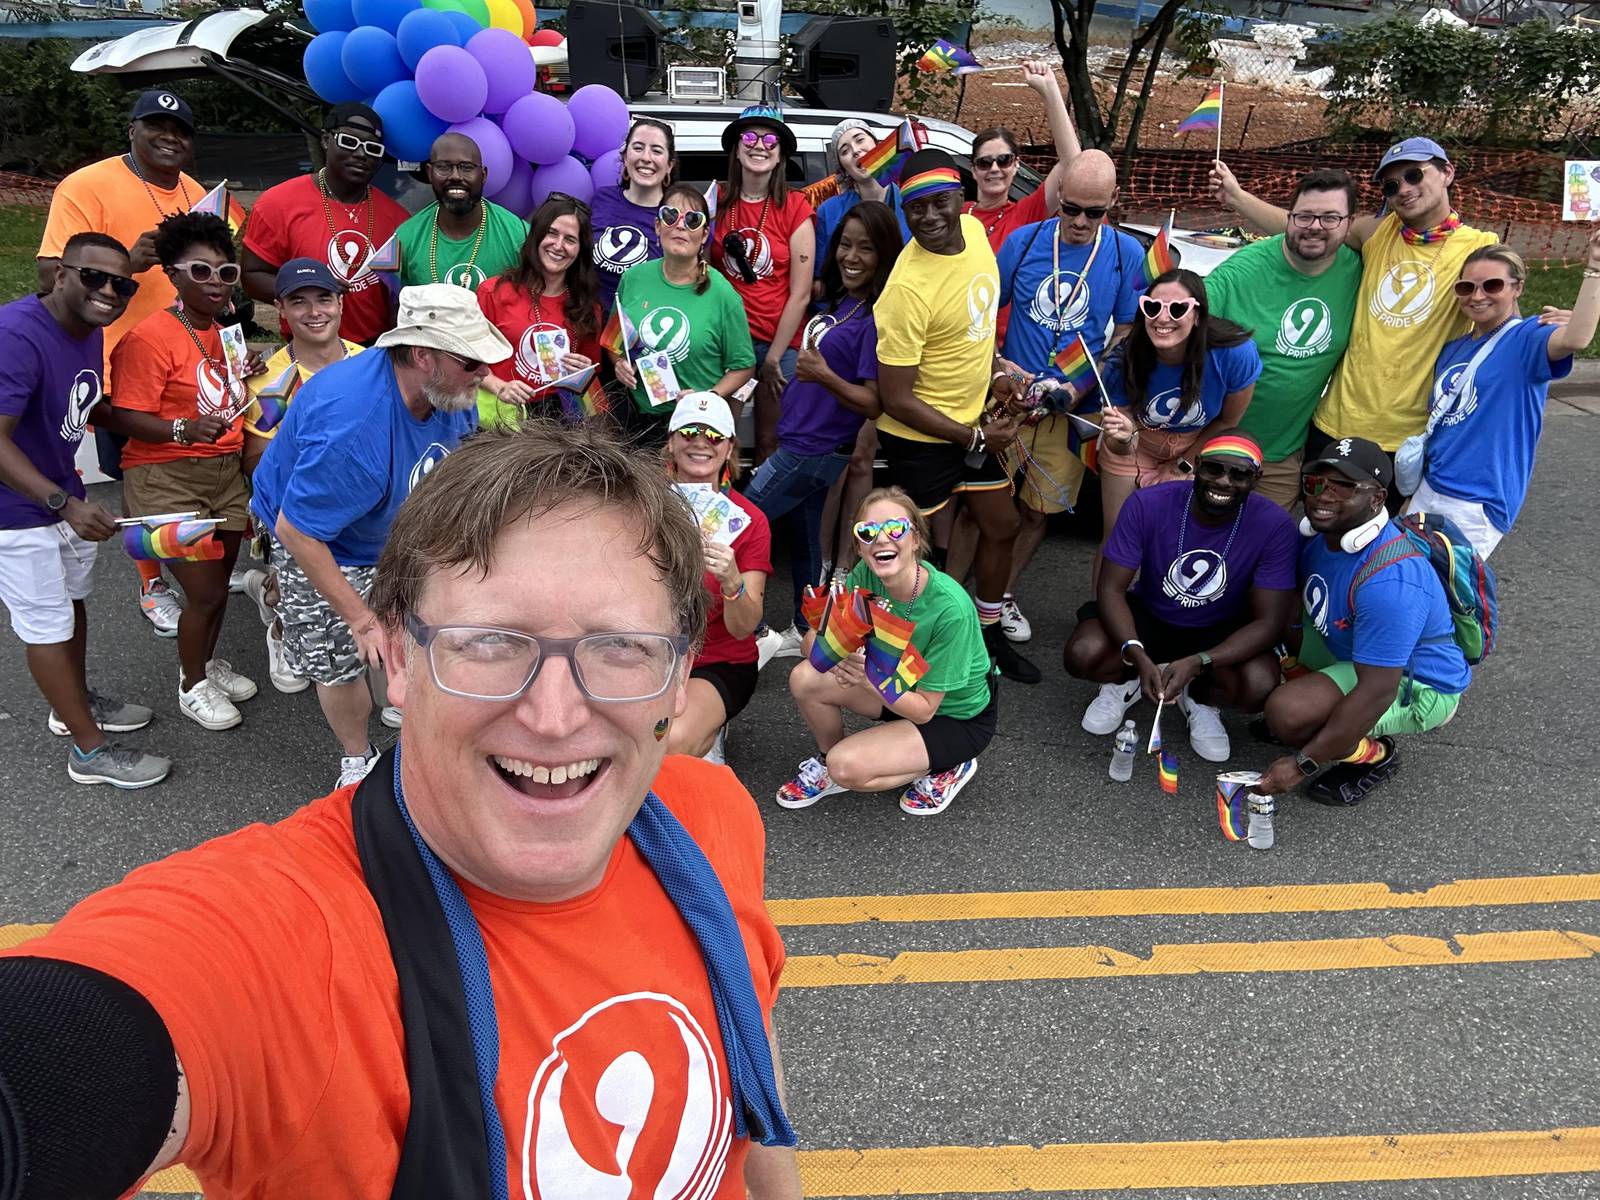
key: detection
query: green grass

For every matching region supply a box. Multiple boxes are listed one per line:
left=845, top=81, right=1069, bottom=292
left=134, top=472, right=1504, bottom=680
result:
left=1520, top=262, right=1599, bottom=359
left=0, top=205, right=46, bottom=303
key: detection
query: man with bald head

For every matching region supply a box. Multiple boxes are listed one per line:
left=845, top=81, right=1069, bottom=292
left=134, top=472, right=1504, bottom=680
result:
left=395, top=132, right=528, bottom=290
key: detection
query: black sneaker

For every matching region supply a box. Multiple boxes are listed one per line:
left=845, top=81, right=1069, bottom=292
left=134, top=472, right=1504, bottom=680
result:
left=1307, top=737, right=1400, bottom=806
left=983, top=622, right=1041, bottom=685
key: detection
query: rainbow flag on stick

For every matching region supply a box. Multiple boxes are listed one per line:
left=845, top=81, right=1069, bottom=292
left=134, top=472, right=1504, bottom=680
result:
left=807, top=587, right=874, bottom=674
left=1159, top=748, right=1180, bottom=795
left=600, top=305, right=642, bottom=363
left=916, top=38, right=983, bottom=75
left=123, top=519, right=222, bottom=562
left=549, top=365, right=606, bottom=422
left=857, top=118, right=927, bottom=184
left=800, top=585, right=829, bottom=633
left=1175, top=83, right=1224, bottom=135
left=191, top=181, right=247, bottom=236
left=863, top=602, right=916, bottom=689
left=870, top=643, right=930, bottom=704
left=367, top=234, right=402, bottom=299
left=1052, top=333, right=1098, bottom=401
left=1140, top=213, right=1175, bottom=289
left=248, top=361, right=300, bottom=434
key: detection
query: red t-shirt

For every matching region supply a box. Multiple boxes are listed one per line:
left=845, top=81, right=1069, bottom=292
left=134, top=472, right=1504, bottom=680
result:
left=476, top=277, right=603, bottom=398
left=110, top=310, right=246, bottom=469
left=244, top=175, right=408, bottom=344
left=964, top=188, right=1051, bottom=347
left=9, top=756, right=783, bottom=1199
left=712, top=192, right=814, bottom=345
left=697, top=488, right=772, bottom=666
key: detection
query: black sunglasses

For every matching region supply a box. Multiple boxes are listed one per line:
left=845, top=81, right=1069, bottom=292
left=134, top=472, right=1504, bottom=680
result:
left=1196, top=459, right=1258, bottom=484
left=974, top=153, right=1016, bottom=171
left=547, top=191, right=591, bottom=215
left=63, top=263, right=139, bottom=300
left=1060, top=201, right=1108, bottom=220
left=1380, top=166, right=1427, bottom=198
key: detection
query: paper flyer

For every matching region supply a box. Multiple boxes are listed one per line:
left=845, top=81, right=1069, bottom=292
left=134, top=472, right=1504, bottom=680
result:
left=672, top=483, right=751, bottom=546
left=637, top=351, right=681, bottom=410
left=1563, top=161, right=1600, bottom=221
left=531, top=328, right=569, bottom=380
left=217, top=323, right=249, bottom=380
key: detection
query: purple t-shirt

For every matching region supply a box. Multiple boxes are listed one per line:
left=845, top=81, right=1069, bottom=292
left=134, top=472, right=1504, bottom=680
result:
left=1104, top=480, right=1298, bottom=627
left=590, top=185, right=662, bottom=313
left=0, top=295, right=102, bottom=529
left=776, top=309, right=878, bottom=457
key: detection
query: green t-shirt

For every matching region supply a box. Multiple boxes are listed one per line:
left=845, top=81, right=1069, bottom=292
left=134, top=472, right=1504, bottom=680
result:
left=1203, top=235, right=1362, bottom=462
left=395, top=200, right=528, bottom=291
left=844, top=559, right=992, bottom=721
left=614, top=260, right=757, bottom=414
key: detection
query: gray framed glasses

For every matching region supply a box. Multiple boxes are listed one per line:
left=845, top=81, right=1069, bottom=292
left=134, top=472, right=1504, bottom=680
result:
left=405, top=613, right=689, bottom=703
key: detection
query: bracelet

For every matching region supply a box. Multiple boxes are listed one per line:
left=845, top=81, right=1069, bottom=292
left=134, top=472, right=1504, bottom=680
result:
left=1196, top=651, right=1214, bottom=670
left=1120, top=638, right=1146, bottom=665
left=720, top=579, right=746, bottom=602
left=171, top=418, right=189, bottom=446
left=991, top=369, right=1011, bottom=382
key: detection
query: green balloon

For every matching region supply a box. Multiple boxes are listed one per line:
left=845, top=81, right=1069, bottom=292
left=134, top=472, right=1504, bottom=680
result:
left=421, top=0, right=489, bottom=27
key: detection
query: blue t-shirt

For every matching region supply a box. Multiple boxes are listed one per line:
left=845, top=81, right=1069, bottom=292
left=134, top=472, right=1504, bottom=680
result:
left=1104, top=480, right=1298, bottom=628
left=1101, top=339, right=1262, bottom=429
left=590, top=185, right=662, bottom=314
left=996, top=222, right=1142, bottom=384
left=1425, top=318, right=1570, bottom=534
left=776, top=307, right=877, bottom=457
left=1300, top=522, right=1471, bottom=694
left=0, top=296, right=102, bottom=529
left=250, top=350, right=476, bottom=566
left=812, top=186, right=910, bottom=279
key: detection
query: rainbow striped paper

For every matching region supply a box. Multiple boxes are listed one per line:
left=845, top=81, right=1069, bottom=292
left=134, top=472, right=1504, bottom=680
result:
left=1176, top=84, right=1223, bottom=135
left=124, top=519, right=222, bottom=562
left=916, top=39, right=983, bottom=75
left=857, top=119, right=925, bottom=184
left=191, top=182, right=247, bottom=236
left=1141, top=216, right=1175, bottom=289
left=807, top=588, right=874, bottom=674
left=1159, top=748, right=1180, bottom=794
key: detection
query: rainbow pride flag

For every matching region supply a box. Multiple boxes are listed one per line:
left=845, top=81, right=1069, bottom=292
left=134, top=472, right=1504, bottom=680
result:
left=1067, top=418, right=1098, bottom=474
left=870, top=643, right=930, bottom=704
left=191, top=182, right=247, bottom=236
left=1140, top=216, right=1175, bottom=289
left=916, top=39, right=983, bottom=75
left=857, top=119, right=926, bottom=184
left=1159, top=748, right=1180, bottom=795
left=553, top=366, right=607, bottom=422
left=1176, top=84, right=1223, bottom=135
left=800, top=585, right=829, bottom=632
left=123, top=519, right=222, bottom=562
left=1217, top=778, right=1249, bottom=842
left=807, top=587, right=874, bottom=674
left=863, top=602, right=918, bottom=695
left=248, top=361, right=300, bottom=434
left=368, top=234, right=401, bottom=298
left=1052, top=333, right=1097, bottom=400
left=600, top=305, right=642, bottom=361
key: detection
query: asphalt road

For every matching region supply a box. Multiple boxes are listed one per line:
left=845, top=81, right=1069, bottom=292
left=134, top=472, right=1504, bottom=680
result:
left=2, top=393, right=1598, bottom=1198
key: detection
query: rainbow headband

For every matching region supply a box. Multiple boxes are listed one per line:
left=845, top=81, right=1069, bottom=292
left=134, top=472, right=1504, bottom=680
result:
left=1197, top=433, right=1263, bottom=469
left=900, top=167, right=962, bottom=202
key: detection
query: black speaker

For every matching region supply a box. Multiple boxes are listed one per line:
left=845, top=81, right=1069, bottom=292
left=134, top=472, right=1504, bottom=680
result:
left=788, top=15, right=896, bottom=113
left=565, top=0, right=666, bottom=99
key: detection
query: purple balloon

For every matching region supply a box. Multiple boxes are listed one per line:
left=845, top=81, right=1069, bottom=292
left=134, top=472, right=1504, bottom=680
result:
left=373, top=79, right=449, bottom=162
left=415, top=45, right=488, bottom=123
left=448, top=117, right=514, bottom=196
left=488, top=159, right=535, bottom=218
left=589, top=148, right=623, bottom=191
left=567, top=84, right=631, bottom=162
left=501, top=92, right=573, bottom=165
left=396, top=8, right=461, bottom=71
left=530, top=156, right=594, bottom=211
left=466, top=28, right=535, bottom=115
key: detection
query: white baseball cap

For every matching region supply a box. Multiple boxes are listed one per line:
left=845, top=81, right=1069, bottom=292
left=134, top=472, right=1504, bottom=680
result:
left=668, top=391, right=735, bottom=439
left=374, top=284, right=512, bottom=365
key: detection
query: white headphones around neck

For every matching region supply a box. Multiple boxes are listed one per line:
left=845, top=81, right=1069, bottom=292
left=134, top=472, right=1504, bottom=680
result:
left=1299, top=507, right=1388, bottom=554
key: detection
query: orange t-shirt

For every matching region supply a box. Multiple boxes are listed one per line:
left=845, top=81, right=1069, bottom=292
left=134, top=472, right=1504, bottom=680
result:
left=38, top=155, right=203, bottom=392
left=10, top=756, right=784, bottom=1199
left=109, top=310, right=247, bottom=469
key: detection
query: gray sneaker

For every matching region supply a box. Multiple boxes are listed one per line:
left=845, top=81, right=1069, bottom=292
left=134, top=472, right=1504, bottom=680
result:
left=48, top=692, right=154, bottom=737
left=67, top=741, right=171, bottom=790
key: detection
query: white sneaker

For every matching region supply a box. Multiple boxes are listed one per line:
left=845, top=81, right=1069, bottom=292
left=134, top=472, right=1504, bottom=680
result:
left=1082, top=678, right=1141, bottom=736
left=266, top=625, right=308, bottom=694
left=239, top=569, right=273, bottom=626
left=228, top=563, right=251, bottom=594
left=1180, top=688, right=1231, bottom=762
left=703, top=726, right=727, bottom=766
left=336, top=748, right=378, bottom=788
left=138, top=578, right=182, bottom=638
left=381, top=705, right=404, bottom=728
left=756, top=624, right=805, bottom=670
left=1000, top=594, right=1032, bottom=643
left=206, top=658, right=258, bottom=702
left=178, top=677, right=241, bottom=730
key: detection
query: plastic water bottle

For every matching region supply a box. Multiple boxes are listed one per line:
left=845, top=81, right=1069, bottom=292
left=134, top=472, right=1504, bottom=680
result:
left=1247, top=791, right=1276, bottom=850
left=1109, top=720, right=1137, bottom=782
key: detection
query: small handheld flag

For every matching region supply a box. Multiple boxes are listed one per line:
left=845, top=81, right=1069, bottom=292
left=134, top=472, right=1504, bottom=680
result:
left=917, top=39, right=983, bottom=75
left=600, top=305, right=642, bottom=363
left=862, top=601, right=919, bottom=698
left=1052, top=333, right=1098, bottom=400
left=1147, top=697, right=1165, bottom=754
left=368, top=234, right=401, bottom=298
left=800, top=585, right=829, bottom=633
left=857, top=118, right=927, bottom=184
left=1141, top=214, right=1175, bottom=289
left=550, top=365, right=607, bottom=423
left=1175, top=83, right=1223, bottom=136
left=869, top=643, right=930, bottom=704
left=191, top=182, right=247, bottom=236
left=248, top=361, right=300, bottom=435
left=123, top=519, right=223, bottom=562
left=807, top=587, right=874, bottom=674
left=1159, top=748, right=1180, bottom=795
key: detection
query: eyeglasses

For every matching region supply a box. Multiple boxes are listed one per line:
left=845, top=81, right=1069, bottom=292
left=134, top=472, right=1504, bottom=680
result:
left=331, top=129, right=386, bottom=158
left=442, top=350, right=484, bottom=372
left=63, top=264, right=139, bottom=299
left=740, top=130, right=780, bottom=150
left=1139, top=296, right=1197, bottom=321
left=974, top=153, right=1016, bottom=171
left=1379, top=166, right=1427, bottom=198
left=673, top=423, right=727, bottom=443
left=406, top=613, right=689, bottom=703
left=658, top=205, right=708, bottom=231
left=1301, top=473, right=1370, bottom=499
left=428, top=159, right=482, bottom=177
left=1059, top=201, right=1107, bottom=220
left=1453, top=277, right=1512, bottom=297
left=853, top=517, right=911, bottom=544
left=171, top=261, right=241, bottom=285
left=1196, top=459, right=1258, bottom=484
left=1288, top=211, right=1350, bottom=229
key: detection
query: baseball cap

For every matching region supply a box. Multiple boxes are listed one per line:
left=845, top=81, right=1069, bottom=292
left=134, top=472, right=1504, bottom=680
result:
left=374, top=284, right=512, bottom=364
left=324, top=101, right=384, bottom=138
left=668, top=391, right=735, bottom=439
left=274, top=258, right=345, bottom=298
left=1373, top=137, right=1450, bottom=182
left=1305, top=436, right=1393, bottom=490
left=129, top=89, right=193, bottom=131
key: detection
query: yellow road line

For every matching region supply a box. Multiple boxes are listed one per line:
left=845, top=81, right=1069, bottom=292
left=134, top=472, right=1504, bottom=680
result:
left=782, top=928, right=1600, bottom=988
left=0, top=923, right=49, bottom=950
left=766, top=873, right=1600, bottom=926
left=141, top=1125, right=1600, bottom=1195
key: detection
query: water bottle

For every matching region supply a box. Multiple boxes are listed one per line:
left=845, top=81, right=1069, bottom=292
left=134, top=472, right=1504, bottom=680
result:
left=1247, top=791, right=1276, bottom=850
left=1109, top=720, right=1137, bottom=782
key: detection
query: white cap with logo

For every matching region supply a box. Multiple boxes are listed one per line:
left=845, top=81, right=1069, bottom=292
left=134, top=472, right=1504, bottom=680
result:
left=668, top=391, right=736, bottom=439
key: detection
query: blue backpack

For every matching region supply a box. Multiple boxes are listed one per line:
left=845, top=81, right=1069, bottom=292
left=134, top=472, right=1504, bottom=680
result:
left=1348, top=511, right=1498, bottom=664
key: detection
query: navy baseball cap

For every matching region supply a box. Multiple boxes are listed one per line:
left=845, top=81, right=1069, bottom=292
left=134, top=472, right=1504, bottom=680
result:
left=129, top=89, right=193, bottom=131
left=274, top=258, right=345, bottom=298
left=324, top=102, right=384, bottom=137
left=1305, top=436, right=1393, bottom=490
left=1373, top=137, right=1450, bottom=182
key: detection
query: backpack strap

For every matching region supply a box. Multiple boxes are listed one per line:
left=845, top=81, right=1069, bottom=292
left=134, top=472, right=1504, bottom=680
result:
left=1342, top=532, right=1422, bottom=624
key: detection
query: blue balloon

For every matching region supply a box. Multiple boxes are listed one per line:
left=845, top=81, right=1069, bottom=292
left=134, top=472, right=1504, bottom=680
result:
left=351, top=0, right=422, bottom=34
left=395, top=8, right=461, bottom=71
left=373, top=79, right=449, bottom=162
left=305, top=0, right=357, bottom=33
left=341, top=26, right=409, bottom=97
left=304, top=32, right=367, bottom=104
left=441, top=10, right=482, bottom=42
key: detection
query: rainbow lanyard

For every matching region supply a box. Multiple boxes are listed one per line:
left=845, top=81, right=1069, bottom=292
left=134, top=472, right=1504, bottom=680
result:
left=1400, top=210, right=1462, bottom=246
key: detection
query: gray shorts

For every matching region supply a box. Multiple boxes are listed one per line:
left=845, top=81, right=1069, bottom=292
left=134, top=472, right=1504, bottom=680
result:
left=266, top=530, right=376, bottom=686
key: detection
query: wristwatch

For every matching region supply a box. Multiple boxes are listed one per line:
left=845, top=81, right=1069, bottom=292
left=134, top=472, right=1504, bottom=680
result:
left=1195, top=651, right=1214, bottom=671
left=1294, top=752, right=1321, bottom=778
left=44, top=490, right=69, bottom=513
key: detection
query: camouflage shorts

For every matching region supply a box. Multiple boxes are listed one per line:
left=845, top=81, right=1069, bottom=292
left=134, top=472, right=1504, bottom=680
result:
left=265, top=531, right=376, bottom=686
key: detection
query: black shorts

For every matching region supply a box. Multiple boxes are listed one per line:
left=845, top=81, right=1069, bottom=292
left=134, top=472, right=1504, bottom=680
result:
left=1077, top=595, right=1252, bottom=665
left=880, top=677, right=999, bottom=774
left=691, top=659, right=759, bottom=722
left=877, top=429, right=1010, bottom=515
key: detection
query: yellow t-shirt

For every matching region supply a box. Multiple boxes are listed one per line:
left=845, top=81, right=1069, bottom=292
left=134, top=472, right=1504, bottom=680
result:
left=1314, top=213, right=1496, bottom=450
left=874, top=214, right=999, bottom=444
left=244, top=339, right=364, bottom=440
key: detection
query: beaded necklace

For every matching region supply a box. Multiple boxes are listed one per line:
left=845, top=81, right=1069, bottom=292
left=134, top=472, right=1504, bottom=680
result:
left=1176, top=493, right=1246, bottom=563
left=428, top=202, right=487, bottom=284
left=1400, top=210, right=1463, bottom=246
left=124, top=152, right=192, bottom=219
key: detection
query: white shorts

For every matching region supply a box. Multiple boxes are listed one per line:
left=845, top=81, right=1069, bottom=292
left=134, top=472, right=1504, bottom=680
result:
left=0, top=524, right=98, bottom=644
left=1410, top=480, right=1505, bottom=560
